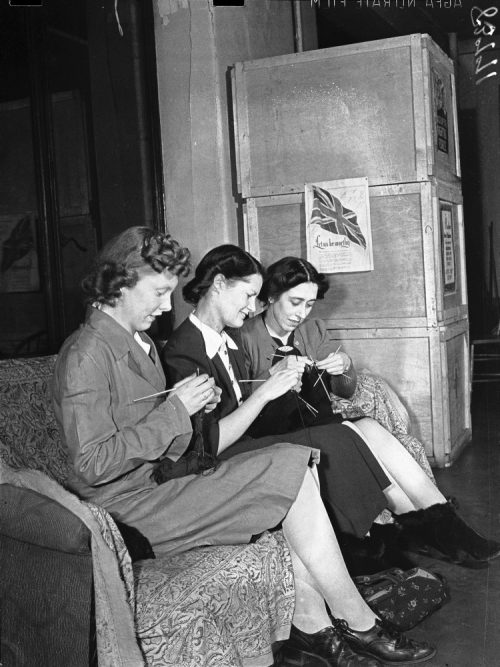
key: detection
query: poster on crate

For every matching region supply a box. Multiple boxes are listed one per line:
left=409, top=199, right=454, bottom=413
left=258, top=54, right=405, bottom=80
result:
left=305, top=177, right=373, bottom=274
left=433, top=69, right=449, bottom=155
left=0, top=213, right=40, bottom=293
left=440, top=203, right=456, bottom=294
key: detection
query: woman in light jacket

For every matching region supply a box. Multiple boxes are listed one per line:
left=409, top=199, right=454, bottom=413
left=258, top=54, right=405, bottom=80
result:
left=54, top=226, right=433, bottom=667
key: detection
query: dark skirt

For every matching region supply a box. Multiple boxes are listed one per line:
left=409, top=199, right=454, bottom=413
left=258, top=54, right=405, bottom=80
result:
left=220, top=421, right=390, bottom=539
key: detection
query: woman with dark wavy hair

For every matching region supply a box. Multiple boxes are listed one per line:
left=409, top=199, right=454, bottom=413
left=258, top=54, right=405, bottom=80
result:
left=80, top=225, right=191, bottom=307
left=240, top=255, right=500, bottom=570
left=53, top=228, right=434, bottom=667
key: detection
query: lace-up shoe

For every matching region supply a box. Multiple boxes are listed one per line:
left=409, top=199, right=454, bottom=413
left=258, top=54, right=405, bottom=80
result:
left=278, top=624, right=381, bottom=666
left=333, top=618, right=436, bottom=664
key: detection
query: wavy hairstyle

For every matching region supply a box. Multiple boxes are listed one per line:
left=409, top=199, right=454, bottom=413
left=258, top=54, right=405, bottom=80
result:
left=82, top=226, right=191, bottom=307
left=183, top=244, right=264, bottom=305
left=259, top=256, right=329, bottom=303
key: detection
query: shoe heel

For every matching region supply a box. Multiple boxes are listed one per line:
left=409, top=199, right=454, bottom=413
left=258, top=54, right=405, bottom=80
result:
left=275, top=645, right=329, bottom=667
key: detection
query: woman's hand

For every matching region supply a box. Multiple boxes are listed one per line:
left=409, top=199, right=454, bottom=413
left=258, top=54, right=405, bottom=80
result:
left=255, top=368, right=301, bottom=402
left=204, top=386, right=222, bottom=413
left=169, top=373, right=218, bottom=416
left=269, top=354, right=312, bottom=377
left=315, top=351, right=350, bottom=376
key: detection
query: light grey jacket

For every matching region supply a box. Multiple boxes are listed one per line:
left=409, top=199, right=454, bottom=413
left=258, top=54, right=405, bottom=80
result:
left=52, top=308, right=192, bottom=506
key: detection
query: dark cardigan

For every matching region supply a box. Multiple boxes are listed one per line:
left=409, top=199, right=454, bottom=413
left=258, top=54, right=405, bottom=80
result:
left=162, top=317, right=390, bottom=538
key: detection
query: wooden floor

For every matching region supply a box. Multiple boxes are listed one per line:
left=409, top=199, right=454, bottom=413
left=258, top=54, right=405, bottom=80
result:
left=407, top=380, right=500, bottom=667
left=7, top=372, right=498, bottom=666
left=278, top=380, right=500, bottom=666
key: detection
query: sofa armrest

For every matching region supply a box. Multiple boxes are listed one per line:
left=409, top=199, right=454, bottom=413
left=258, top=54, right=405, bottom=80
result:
left=0, top=484, right=91, bottom=554
left=0, top=483, right=96, bottom=666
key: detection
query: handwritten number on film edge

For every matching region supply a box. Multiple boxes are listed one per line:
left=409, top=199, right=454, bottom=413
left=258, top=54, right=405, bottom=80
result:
left=471, top=5, right=498, bottom=85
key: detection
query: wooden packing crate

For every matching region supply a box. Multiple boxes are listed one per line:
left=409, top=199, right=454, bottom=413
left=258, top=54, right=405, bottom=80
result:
left=232, top=33, right=460, bottom=198
left=328, top=319, right=471, bottom=467
left=244, top=180, right=467, bottom=329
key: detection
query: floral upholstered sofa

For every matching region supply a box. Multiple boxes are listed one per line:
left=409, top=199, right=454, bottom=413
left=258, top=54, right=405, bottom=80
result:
left=0, top=356, right=294, bottom=667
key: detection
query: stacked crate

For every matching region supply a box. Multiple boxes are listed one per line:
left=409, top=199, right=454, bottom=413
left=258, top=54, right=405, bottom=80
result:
left=231, top=34, right=469, bottom=466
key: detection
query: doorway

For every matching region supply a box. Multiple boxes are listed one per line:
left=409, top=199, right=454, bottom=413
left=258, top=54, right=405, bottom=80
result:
left=0, top=0, right=164, bottom=357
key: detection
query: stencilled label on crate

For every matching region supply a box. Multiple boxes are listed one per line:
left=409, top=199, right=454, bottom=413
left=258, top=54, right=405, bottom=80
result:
left=433, top=69, right=449, bottom=154
left=440, top=203, right=456, bottom=293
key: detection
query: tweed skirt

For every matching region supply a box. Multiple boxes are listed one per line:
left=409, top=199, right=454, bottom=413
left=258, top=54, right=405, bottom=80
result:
left=103, top=442, right=313, bottom=556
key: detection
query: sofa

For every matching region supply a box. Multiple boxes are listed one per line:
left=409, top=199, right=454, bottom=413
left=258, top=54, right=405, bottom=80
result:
left=0, top=355, right=295, bottom=667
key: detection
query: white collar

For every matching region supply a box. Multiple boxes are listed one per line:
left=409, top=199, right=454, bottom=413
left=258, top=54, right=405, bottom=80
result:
left=134, top=331, right=151, bottom=356
left=189, top=312, right=238, bottom=359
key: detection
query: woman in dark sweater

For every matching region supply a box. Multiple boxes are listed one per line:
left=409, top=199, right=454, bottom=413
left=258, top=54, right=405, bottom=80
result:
left=161, top=243, right=439, bottom=665
left=162, top=248, right=393, bottom=541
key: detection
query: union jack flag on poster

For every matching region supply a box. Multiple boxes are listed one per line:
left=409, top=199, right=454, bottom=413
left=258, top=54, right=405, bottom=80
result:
left=310, top=186, right=367, bottom=249
left=305, top=177, right=373, bottom=274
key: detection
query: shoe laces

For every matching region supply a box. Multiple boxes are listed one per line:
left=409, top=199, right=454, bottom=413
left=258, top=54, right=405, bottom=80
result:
left=331, top=618, right=350, bottom=634
left=333, top=617, right=411, bottom=650
left=324, top=623, right=347, bottom=643
left=374, top=619, right=419, bottom=650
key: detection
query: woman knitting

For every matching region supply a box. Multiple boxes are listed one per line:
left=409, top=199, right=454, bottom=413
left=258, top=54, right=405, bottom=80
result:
left=54, top=226, right=434, bottom=667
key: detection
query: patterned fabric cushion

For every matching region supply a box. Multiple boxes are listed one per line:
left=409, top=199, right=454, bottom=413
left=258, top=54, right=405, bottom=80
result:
left=0, top=356, right=71, bottom=486
left=134, top=530, right=294, bottom=667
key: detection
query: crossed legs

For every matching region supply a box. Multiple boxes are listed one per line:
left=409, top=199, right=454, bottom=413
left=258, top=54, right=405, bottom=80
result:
left=282, top=467, right=377, bottom=631
left=346, top=418, right=446, bottom=513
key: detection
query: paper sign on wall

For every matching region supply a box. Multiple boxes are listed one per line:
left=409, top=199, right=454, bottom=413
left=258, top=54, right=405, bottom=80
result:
left=305, top=177, right=373, bottom=274
left=440, top=203, right=456, bottom=294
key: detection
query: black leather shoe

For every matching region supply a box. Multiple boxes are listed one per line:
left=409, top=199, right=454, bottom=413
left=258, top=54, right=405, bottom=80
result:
left=333, top=618, right=436, bottom=664
left=280, top=624, right=381, bottom=666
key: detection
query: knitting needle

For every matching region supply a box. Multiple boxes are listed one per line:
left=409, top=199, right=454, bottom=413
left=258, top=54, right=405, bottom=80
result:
left=238, top=379, right=266, bottom=384
left=267, top=353, right=314, bottom=364
left=313, top=367, right=351, bottom=384
left=296, top=394, right=318, bottom=415
left=135, top=368, right=202, bottom=402
left=133, top=387, right=175, bottom=402
left=316, top=368, right=331, bottom=400
left=237, top=379, right=318, bottom=413
left=313, top=367, right=323, bottom=387
left=313, top=344, right=350, bottom=383
left=312, top=344, right=341, bottom=375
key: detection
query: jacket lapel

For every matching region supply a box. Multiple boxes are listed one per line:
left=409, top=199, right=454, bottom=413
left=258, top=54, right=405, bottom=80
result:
left=228, top=345, right=250, bottom=400
left=134, top=333, right=165, bottom=389
left=210, top=354, right=237, bottom=402
left=86, top=308, right=164, bottom=392
left=294, top=327, right=312, bottom=360
left=253, top=314, right=277, bottom=361
left=127, top=347, right=164, bottom=392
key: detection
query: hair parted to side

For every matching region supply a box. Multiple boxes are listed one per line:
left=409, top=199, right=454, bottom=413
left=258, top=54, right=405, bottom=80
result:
left=260, top=256, right=329, bottom=303
left=82, top=226, right=191, bottom=306
left=183, top=244, right=264, bottom=305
